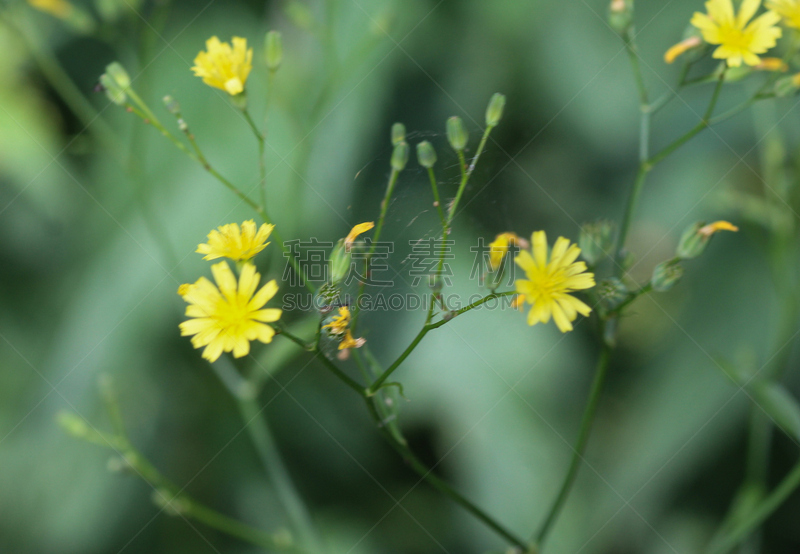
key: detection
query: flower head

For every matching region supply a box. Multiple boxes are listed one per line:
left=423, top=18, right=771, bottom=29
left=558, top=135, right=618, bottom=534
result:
left=322, top=306, right=365, bottom=351
left=691, top=0, right=782, bottom=67
left=196, top=220, right=274, bottom=262
left=767, top=0, right=800, bottom=28
left=192, top=36, right=253, bottom=95
left=179, top=262, right=281, bottom=362
left=488, top=232, right=528, bottom=271
left=514, top=231, right=595, bottom=333
left=323, top=306, right=351, bottom=335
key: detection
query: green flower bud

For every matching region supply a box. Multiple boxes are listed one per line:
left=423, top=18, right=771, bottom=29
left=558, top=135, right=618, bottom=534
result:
left=162, top=95, right=181, bottom=115
left=265, top=31, right=283, bottom=71
left=391, top=122, right=406, bottom=145
left=99, top=73, right=127, bottom=105
left=105, top=62, right=131, bottom=90
left=56, top=411, right=90, bottom=439
left=578, top=220, right=615, bottom=265
left=416, top=140, right=437, bottom=168
left=485, top=93, right=506, bottom=127
left=391, top=141, right=409, bottom=171
left=676, top=222, right=709, bottom=259
left=446, top=116, right=468, bottom=151
left=328, top=240, right=350, bottom=286
left=651, top=259, right=683, bottom=292
left=676, top=220, right=738, bottom=259
left=608, top=0, right=633, bottom=34
left=597, top=277, right=628, bottom=310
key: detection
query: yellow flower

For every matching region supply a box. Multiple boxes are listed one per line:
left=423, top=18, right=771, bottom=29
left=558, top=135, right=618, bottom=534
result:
left=338, top=330, right=365, bottom=351
left=28, top=0, right=72, bottom=17
left=323, top=306, right=351, bottom=335
left=691, top=0, right=782, bottom=67
left=514, top=231, right=595, bottom=333
left=179, top=262, right=281, bottom=362
left=191, top=36, right=253, bottom=95
left=196, top=220, right=274, bottom=262
left=767, top=0, right=800, bottom=28
left=664, top=36, right=703, bottom=64
left=488, top=232, right=528, bottom=271
left=698, top=220, right=739, bottom=236
left=344, top=222, right=375, bottom=249
left=322, top=306, right=364, bottom=350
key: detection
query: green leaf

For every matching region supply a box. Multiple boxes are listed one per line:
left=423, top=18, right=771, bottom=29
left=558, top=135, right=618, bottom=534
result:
left=751, top=382, right=800, bottom=442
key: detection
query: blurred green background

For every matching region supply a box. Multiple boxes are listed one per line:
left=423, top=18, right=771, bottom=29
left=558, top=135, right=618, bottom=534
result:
left=1, top=0, right=799, bottom=552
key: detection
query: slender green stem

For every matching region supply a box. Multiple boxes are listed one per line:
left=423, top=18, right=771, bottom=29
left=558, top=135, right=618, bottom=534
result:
left=314, top=351, right=368, bottom=396
left=237, top=397, right=322, bottom=552
left=614, top=164, right=650, bottom=274
left=534, top=342, right=612, bottom=548
left=209, top=361, right=321, bottom=552
left=427, top=167, right=447, bottom=229
left=623, top=30, right=649, bottom=107
left=647, top=69, right=726, bottom=168
left=369, top=292, right=515, bottom=392
left=706, top=459, right=800, bottom=554
left=352, top=168, right=400, bottom=328
left=448, top=124, right=494, bottom=223
left=373, top=169, right=400, bottom=246
left=364, top=398, right=528, bottom=550
left=277, top=327, right=313, bottom=350
left=187, top=501, right=303, bottom=552
left=616, top=70, right=728, bottom=274
left=63, top=385, right=304, bottom=552
left=242, top=108, right=268, bottom=210
left=608, top=283, right=653, bottom=316
left=126, top=91, right=313, bottom=292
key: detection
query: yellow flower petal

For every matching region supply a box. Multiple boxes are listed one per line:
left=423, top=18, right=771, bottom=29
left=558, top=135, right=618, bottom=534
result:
left=344, top=222, right=375, bottom=247
left=698, top=220, right=739, bottom=236
left=664, top=36, right=703, bottom=64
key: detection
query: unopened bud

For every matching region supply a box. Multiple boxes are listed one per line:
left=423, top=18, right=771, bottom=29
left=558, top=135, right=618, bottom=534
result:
left=446, top=116, right=468, bottom=151
left=485, top=93, right=506, bottom=127
left=651, top=259, right=683, bottom=292
left=105, top=62, right=131, bottom=90
left=99, top=73, right=126, bottom=105
left=416, top=140, right=437, bottom=168
left=578, top=220, right=615, bottom=265
left=391, top=122, right=406, bottom=145
left=162, top=95, right=180, bottom=115
left=328, top=240, right=350, bottom=285
left=265, top=31, right=283, bottom=71
left=56, top=411, right=90, bottom=439
left=676, top=220, right=738, bottom=259
left=391, top=141, right=409, bottom=171
left=608, top=0, right=633, bottom=34
left=597, top=278, right=628, bottom=310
